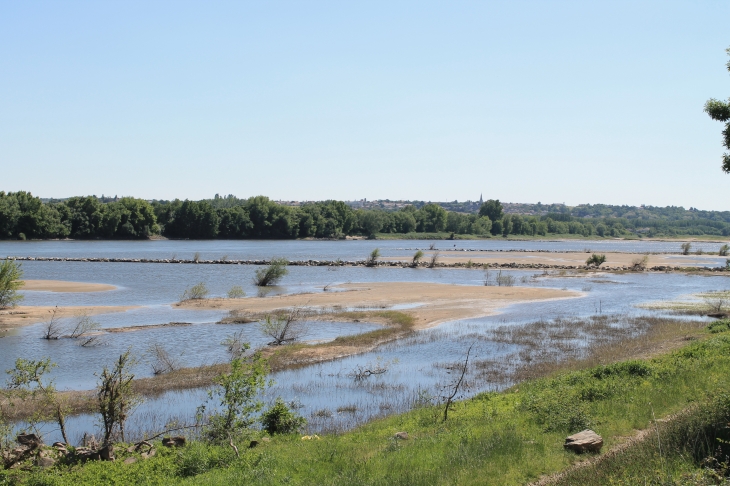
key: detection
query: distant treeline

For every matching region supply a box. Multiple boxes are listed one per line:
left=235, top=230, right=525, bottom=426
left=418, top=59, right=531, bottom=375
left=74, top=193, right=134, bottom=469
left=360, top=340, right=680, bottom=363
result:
left=1, top=191, right=728, bottom=240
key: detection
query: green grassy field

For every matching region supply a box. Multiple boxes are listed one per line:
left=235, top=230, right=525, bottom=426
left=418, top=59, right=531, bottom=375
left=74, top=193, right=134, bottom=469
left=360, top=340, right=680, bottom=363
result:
left=5, top=321, right=730, bottom=486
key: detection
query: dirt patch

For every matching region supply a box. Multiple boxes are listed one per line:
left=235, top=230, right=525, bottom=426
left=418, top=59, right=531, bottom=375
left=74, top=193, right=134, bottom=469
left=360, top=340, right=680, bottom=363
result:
left=21, top=280, right=116, bottom=292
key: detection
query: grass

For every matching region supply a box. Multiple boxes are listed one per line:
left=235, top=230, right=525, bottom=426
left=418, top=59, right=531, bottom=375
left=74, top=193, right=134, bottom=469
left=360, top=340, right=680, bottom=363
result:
left=7, top=320, right=730, bottom=485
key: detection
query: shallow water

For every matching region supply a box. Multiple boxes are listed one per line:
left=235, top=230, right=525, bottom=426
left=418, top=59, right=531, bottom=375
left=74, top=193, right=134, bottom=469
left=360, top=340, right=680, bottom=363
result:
left=4, top=240, right=730, bottom=443
left=2, top=237, right=729, bottom=263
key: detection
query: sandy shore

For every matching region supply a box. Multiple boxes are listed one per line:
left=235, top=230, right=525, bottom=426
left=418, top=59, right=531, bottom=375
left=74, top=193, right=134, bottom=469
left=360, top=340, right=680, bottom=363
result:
left=385, top=251, right=724, bottom=268
left=0, top=305, right=136, bottom=330
left=21, top=280, right=117, bottom=292
left=178, top=281, right=580, bottom=330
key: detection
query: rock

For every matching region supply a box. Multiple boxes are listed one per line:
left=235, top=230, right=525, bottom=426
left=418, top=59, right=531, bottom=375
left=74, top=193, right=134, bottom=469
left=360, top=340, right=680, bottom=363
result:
left=123, top=457, right=138, bottom=465
left=17, top=433, right=42, bottom=448
left=36, top=456, right=55, bottom=468
left=141, top=449, right=156, bottom=460
left=99, top=444, right=115, bottom=461
left=564, top=430, right=603, bottom=453
left=260, top=437, right=271, bottom=442
left=394, top=432, right=409, bottom=440
left=162, top=436, right=186, bottom=448
left=249, top=440, right=259, bottom=448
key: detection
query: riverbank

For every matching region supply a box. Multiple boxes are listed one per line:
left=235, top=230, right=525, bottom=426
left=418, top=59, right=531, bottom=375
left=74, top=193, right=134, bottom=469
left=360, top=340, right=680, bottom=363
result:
left=0, top=305, right=136, bottom=331
left=5, top=319, right=727, bottom=485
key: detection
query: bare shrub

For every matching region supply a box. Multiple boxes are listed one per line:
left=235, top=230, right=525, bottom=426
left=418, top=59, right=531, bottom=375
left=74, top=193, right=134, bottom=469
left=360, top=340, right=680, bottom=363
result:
left=441, top=343, right=474, bottom=422
left=429, top=243, right=437, bottom=250
left=180, top=282, right=210, bottom=301
left=681, top=242, right=692, bottom=255
left=68, top=312, right=100, bottom=338
left=348, top=363, right=387, bottom=381
left=630, top=255, right=648, bottom=271
left=259, top=308, right=305, bottom=345
left=147, top=342, right=180, bottom=375
left=193, top=252, right=201, bottom=263
left=705, top=297, right=727, bottom=313
left=222, top=330, right=249, bottom=360
left=496, top=270, right=516, bottom=287
left=428, top=251, right=440, bottom=268
left=42, top=306, right=62, bottom=340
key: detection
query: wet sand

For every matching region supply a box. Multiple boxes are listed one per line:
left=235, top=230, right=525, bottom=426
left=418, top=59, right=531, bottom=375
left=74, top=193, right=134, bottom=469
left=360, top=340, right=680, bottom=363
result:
left=22, top=280, right=116, bottom=292
left=0, top=305, right=136, bottom=330
left=178, top=281, right=580, bottom=330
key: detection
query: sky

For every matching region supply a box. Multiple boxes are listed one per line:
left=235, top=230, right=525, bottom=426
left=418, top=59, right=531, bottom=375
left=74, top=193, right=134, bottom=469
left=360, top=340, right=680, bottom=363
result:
left=1, top=1, right=729, bottom=209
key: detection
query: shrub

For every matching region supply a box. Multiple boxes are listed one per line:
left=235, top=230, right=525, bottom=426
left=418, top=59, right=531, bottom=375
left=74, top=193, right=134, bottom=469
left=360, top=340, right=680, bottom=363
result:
left=681, top=242, right=692, bottom=255
left=586, top=254, right=606, bottom=267
left=629, top=255, right=648, bottom=271
left=0, top=259, right=24, bottom=309
left=253, top=258, right=288, bottom=286
left=204, top=349, right=269, bottom=441
left=227, top=286, right=245, bottom=299
left=181, top=282, right=210, bottom=301
left=261, top=398, right=307, bottom=434
left=365, top=248, right=380, bottom=267
left=719, top=244, right=729, bottom=256
left=97, top=351, right=140, bottom=444
left=411, top=250, right=424, bottom=267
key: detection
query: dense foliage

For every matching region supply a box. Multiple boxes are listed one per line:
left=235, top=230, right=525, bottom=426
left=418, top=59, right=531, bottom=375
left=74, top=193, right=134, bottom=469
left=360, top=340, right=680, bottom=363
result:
left=2, top=191, right=730, bottom=240
left=704, top=47, right=730, bottom=173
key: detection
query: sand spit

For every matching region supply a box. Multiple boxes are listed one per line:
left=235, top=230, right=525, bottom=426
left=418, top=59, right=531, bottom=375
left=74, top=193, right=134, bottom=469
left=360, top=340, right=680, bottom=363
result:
left=178, top=281, right=580, bottom=331
left=21, top=279, right=117, bottom=292
left=385, top=250, right=724, bottom=268
left=0, top=305, right=136, bottom=330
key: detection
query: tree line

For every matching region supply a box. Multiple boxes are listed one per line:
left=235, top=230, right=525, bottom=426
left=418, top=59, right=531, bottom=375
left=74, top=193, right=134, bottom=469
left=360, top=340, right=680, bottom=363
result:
left=0, top=191, right=727, bottom=240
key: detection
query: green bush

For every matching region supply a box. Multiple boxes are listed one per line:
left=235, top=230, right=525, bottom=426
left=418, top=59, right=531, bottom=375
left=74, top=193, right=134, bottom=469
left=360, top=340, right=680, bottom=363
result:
left=0, top=259, right=24, bottom=308
left=181, top=282, right=210, bottom=301
left=261, top=398, right=307, bottom=434
left=586, top=253, right=606, bottom=267
left=253, top=258, right=288, bottom=286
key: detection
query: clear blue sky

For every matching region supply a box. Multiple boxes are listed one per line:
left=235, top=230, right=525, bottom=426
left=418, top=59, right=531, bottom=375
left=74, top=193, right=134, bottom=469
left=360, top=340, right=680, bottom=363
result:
left=1, top=1, right=729, bottom=209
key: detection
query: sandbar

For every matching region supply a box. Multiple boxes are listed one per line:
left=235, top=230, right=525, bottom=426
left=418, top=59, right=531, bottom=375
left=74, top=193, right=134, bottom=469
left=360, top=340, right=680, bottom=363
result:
left=0, top=305, right=136, bottom=330
left=385, top=251, right=725, bottom=268
left=21, top=280, right=117, bottom=292
left=178, top=281, right=580, bottom=330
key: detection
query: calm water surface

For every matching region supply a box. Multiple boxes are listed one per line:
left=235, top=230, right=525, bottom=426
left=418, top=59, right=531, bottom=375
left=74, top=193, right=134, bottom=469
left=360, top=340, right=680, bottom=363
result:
left=4, top=240, right=730, bottom=442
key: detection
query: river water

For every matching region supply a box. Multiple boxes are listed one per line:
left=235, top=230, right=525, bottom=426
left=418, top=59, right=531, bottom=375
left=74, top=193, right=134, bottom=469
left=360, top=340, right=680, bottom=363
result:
left=1, top=240, right=729, bottom=442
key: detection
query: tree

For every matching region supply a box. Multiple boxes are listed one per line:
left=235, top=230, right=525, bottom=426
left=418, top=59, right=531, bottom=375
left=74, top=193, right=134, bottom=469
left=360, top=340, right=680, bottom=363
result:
left=6, top=358, right=70, bottom=444
left=479, top=199, right=504, bottom=222
left=205, top=346, right=269, bottom=440
left=0, top=259, right=24, bottom=309
left=97, top=351, right=140, bottom=444
left=704, top=47, right=730, bottom=173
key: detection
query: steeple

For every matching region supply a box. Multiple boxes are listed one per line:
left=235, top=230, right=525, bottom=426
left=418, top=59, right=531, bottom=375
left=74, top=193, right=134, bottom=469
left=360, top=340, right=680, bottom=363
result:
left=479, top=193, right=483, bottom=205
